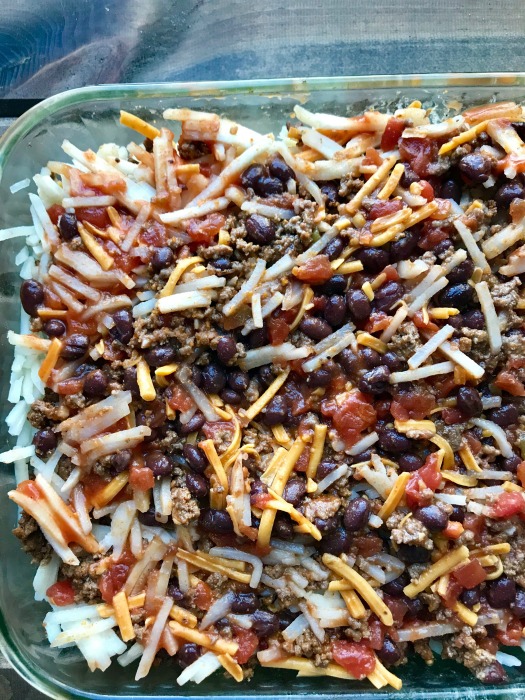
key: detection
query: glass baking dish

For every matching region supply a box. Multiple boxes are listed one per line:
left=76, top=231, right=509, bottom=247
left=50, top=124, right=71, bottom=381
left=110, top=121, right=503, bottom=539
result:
left=1, top=73, right=525, bottom=700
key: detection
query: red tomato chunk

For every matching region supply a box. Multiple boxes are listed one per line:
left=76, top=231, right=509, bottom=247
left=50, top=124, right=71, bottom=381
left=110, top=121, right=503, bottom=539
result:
left=332, top=640, right=376, bottom=680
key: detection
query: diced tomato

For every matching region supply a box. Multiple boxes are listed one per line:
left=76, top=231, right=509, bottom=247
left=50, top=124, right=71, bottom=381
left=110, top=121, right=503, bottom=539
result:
left=420, top=453, right=442, bottom=489
left=494, top=370, right=525, bottom=396
left=250, top=492, right=273, bottom=509
left=202, top=421, right=235, bottom=443
left=79, top=170, right=126, bottom=195
left=332, top=640, right=376, bottom=680
left=76, top=207, right=111, bottom=229
left=98, top=563, right=131, bottom=604
left=186, top=213, right=225, bottom=244
left=442, top=407, right=468, bottom=425
left=418, top=180, right=435, bottom=201
left=46, top=580, right=75, bottom=606
left=383, top=264, right=399, bottom=281
left=479, top=637, right=499, bottom=655
left=443, top=578, right=463, bottom=607
left=489, top=492, right=525, bottom=518
left=47, top=204, right=66, bottom=225
left=406, top=453, right=441, bottom=509
left=391, top=389, right=436, bottom=420
left=381, top=117, right=406, bottom=151
left=364, top=312, right=390, bottom=333
left=435, top=376, right=458, bottom=399
left=353, top=534, right=383, bottom=557
left=399, top=137, right=438, bottom=178
left=383, top=594, right=409, bottom=625
left=510, top=198, right=525, bottom=224
left=517, top=461, right=525, bottom=488
left=366, top=617, right=385, bottom=650
left=17, top=479, right=41, bottom=500
left=56, top=377, right=85, bottom=395
left=140, top=221, right=170, bottom=247
left=362, top=148, right=383, bottom=167
left=442, top=520, right=464, bottom=540
left=234, top=628, right=259, bottom=664
left=452, top=559, right=487, bottom=589
left=465, top=432, right=482, bottom=455
left=166, top=385, right=194, bottom=412
left=293, top=255, right=333, bottom=284
left=418, top=226, right=449, bottom=251
left=324, top=390, right=377, bottom=448
left=129, top=465, right=155, bottom=491
left=431, top=198, right=452, bottom=220
left=375, top=397, right=392, bottom=419
left=463, top=513, right=485, bottom=541
left=412, top=311, right=439, bottom=333
left=497, top=618, right=523, bottom=647
left=268, top=315, right=290, bottom=345
left=193, top=581, right=213, bottom=610
left=368, top=198, right=404, bottom=220
left=294, top=446, right=311, bottom=472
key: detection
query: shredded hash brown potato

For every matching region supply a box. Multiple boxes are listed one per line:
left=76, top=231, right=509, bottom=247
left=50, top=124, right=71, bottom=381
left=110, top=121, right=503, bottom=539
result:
left=5, top=98, right=525, bottom=688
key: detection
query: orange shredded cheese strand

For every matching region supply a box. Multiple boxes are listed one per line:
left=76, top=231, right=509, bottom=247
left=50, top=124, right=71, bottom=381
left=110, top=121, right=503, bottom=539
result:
left=159, top=256, right=203, bottom=297
left=136, top=359, right=156, bottom=402
left=346, top=155, right=397, bottom=215
left=458, top=444, right=482, bottom=473
left=168, top=604, right=198, bottom=628
left=288, top=287, right=315, bottom=332
left=438, top=121, right=488, bottom=155
left=38, top=337, right=63, bottom=382
left=341, top=589, right=367, bottom=619
left=376, top=472, right=411, bottom=521
left=242, top=368, right=290, bottom=422
left=217, top=653, right=244, bottom=682
left=199, top=439, right=229, bottom=494
left=78, top=224, right=114, bottom=270
left=119, top=110, right=160, bottom=140
left=377, top=163, right=405, bottom=199
left=403, top=546, right=469, bottom=598
left=112, top=591, right=135, bottom=642
left=168, top=620, right=238, bottom=656
left=91, top=472, right=129, bottom=509
left=176, top=549, right=250, bottom=584
left=306, top=424, right=327, bottom=479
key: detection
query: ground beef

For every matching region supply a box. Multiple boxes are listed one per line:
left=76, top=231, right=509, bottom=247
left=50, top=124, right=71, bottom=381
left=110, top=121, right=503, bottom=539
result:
left=434, top=419, right=467, bottom=452
left=60, top=555, right=101, bottom=602
left=413, top=639, right=434, bottom=664
left=177, top=140, right=211, bottom=160
left=282, top=629, right=332, bottom=667
left=442, top=629, right=504, bottom=683
left=388, top=321, right=422, bottom=361
left=301, top=495, right=342, bottom=522
left=488, top=275, right=520, bottom=310
left=13, top=513, right=52, bottom=564
left=170, top=485, right=200, bottom=525
left=387, top=511, right=433, bottom=549
left=27, top=398, right=69, bottom=427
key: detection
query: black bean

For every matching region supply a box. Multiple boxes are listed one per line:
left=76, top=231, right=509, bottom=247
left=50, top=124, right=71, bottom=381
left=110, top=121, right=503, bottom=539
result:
left=199, top=509, right=234, bottom=533
left=245, top=214, right=276, bottom=245
left=398, top=454, right=424, bottom=472
left=359, top=347, right=382, bottom=368
left=500, top=453, right=521, bottom=473
left=381, top=351, right=403, bottom=372
left=58, top=211, right=79, bottom=240
left=250, top=479, right=268, bottom=503
left=258, top=365, right=276, bottom=387
left=268, top=156, right=295, bottom=183
left=511, top=588, right=525, bottom=618
left=495, top=180, right=525, bottom=207
left=434, top=239, right=453, bottom=258
left=33, top=428, right=57, bottom=455
left=373, top=281, right=404, bottom=313
left=316, top=461, right=337, bottom=481
left=144, top=345, right=177, bottom=367
left=111, top=309, right=134, bottom=344
left=382, top=572, right=410, bottom=597
left=439, top=283, right=474, bottom=310
left=325, top=236, right=345, bottom=260
left=83, top=369, right=108, bottom=398
left=136, top=400, right=166, bottom=429
left=228, top=369, right=249, bottom=393
left=306, top=367, right=332, bottom=388
left=318, top=275, right=347, bottom=295
left=123, top=367, right=140, bottom=398
left=216, top=336, right=237, bottom=364
left=256, top=175, right=285, bottom=197
left=138, top=507, right=160, bottom=526
left=324, top=295, right=346, bottom=327
left=179, top=411, right=206, bottom=435
left=220, top=388, right=242, bottom=405
left=440, top=178, right=462, bottom=203
left=460, top=587, right=481, bottom=607
left=248, top=327, right=269, bottom=348
left=377, top=637, right=402, bottom=664
left=186, top=471, right=209, bottom=498
left=450, top=505, right=466, bottom=522
left=414, top=505, right=448, bottom=532
left=455, top=386, right=482, bottom=418
left=400, top=163, right=419, bottom=187
left=146, top=450, right=173, bottom=477
left=358, top=247, right=390, bottom=273
left=272, top=514, right=294, bottom=539
left=482, top=662, right=508, bottom=685
left=390, top=230, right=419, bottom=263
left=278, top=610, right=299, bottom=631
left=191, top=367, right=203, bottom=387
left=403, top=594, right=425, bottom=620
left=346, top=289, right=371, bottom=322
left=61, top=333, right=89, bottom=360
left=251, top=610, right=279, bottom=637
left=462, top=309, right=485, bottom=330
left=352, top=450, right=373, bottom=463
left=339, top=349, right=360, bottom=375
left=319, top=181, right=339, bottom=206
left=378, top=428, right=412, bottom=453
left=151, top=246, right=173, bottom=271
left=201, top=364, right=226, bottom=394
left=447, top=259, right=474, bottom=284
left=320, top=527, right=352, bottom=555
left=231, top=592, right=259, bottom=614
left=314, top=516, right=339, bottom=533
left=43, top=319, right=67, bottom=337
left=211, top=257, right=231, bottom=272
left=300, top=316, right=332, bottom=340
left=283, top=478, right=307, bottom=506
left=111, top=450, right=131, bottom=473
left=459, top=153, right=493, bottom=184
left=396, top=544, right=431, bottom=563
left=183, top=444, right=207, bottom=473
left=167, top=584, right=185, bottom=603
left=262, top=396, right=287, bottom=426
left=20, top=279, right=44, bottom=317
left=358, top=365, right=391, bottom=395
left=176, top=643, right=201, bottom=669
left=489, top=404, right=519, bottom=427
left=486, top=577, right=516, bottom=608
left=74, top=363, right=97, bottom=379
left=241, top=164, right=267, bottom=190
left=343, top=498, right=370, bottom=531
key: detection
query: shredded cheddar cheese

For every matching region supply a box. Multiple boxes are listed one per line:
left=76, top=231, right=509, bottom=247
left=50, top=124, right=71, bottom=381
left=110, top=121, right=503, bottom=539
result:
left=403, top=546, right=469, bottom=598
left=376, top=472, right=411, bottom=521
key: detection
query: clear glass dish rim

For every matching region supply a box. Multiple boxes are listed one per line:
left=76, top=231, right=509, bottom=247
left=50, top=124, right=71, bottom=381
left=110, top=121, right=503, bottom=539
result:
left=2, top=71, right=525, bottom=700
